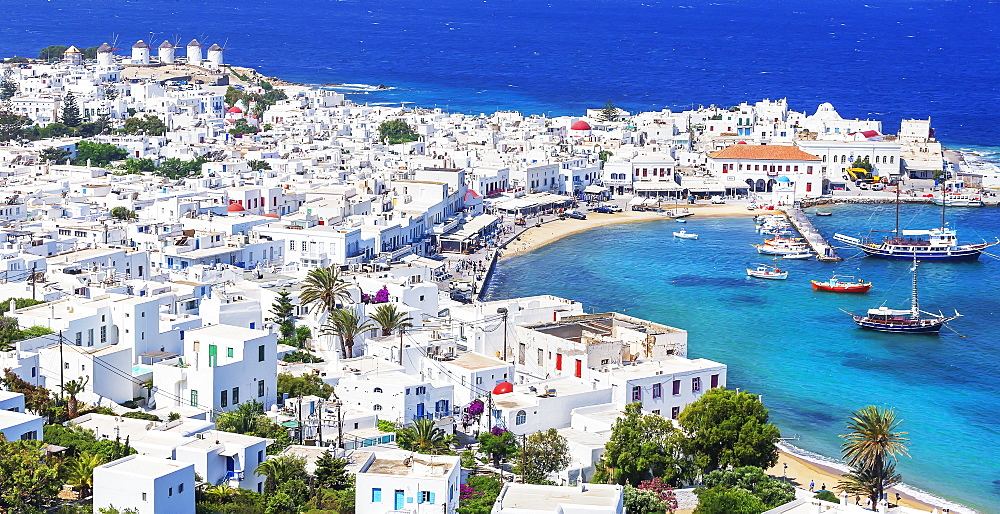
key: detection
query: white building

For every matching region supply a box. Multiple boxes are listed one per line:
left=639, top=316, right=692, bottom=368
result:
left=158, top=41, right=175, bottom=65
left=206, top=44, right=224, bottom=68
left=706, top=144, right=822, bottom=202
left=186, top=40, right=202, bottom=67
left=491, top=482, right=624, bottom=514
left=93, top=455, right=195, bottom=514
left=355, top=449, right=461, bottom=514
left=131, top=41, right=151, bottom=66
left=0, top=392, right=43, bottom=441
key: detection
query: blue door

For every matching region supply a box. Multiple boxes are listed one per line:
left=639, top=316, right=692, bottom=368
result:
left=394, top=490, right=405, bottom=510
left=416, top=403, right=425, bottom=419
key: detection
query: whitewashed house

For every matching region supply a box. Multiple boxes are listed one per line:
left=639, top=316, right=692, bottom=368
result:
left=355, top=450, right=461, bottom=514
left=93, top=455, right=195, bottom=514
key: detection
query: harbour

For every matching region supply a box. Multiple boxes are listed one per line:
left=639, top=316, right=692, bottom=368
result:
left=785, top=207, right=842, bottom=261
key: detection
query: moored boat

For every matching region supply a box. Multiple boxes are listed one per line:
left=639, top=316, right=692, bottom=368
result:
left=843, top=259, right=960, bottom=333
left=816, top=211, right=832, bottom=216
left=782, top=252, right=813, bottom=260
left=811, top=275, right=871, bottom=293
left=673, top=229, right=698, bottom=239
left=747, top=264, right=788, bottom=280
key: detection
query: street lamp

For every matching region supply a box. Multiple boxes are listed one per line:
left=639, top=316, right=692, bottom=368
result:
left=783, top=462, right=787, bottom=483
left=497, top=307, right=508, bottom=361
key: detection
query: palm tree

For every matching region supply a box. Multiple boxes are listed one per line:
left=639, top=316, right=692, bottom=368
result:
left=204, top=483, right=240, bottom=504
left=63, top=375, right=89, bottom=418
left=396, top=418, right=452, bottom=455
left=321, top=307, right=374, bottom=358
left=254, top=455, right=307, bottom=494
left=838, top=459, right=902, bottom=507
left=299, top=267, right=352, bottom=317
left=65, top=453, right=105, bottom=497
left=839, top=406, right=909, bottom=507
left=370, top=303, right=413, bottom=336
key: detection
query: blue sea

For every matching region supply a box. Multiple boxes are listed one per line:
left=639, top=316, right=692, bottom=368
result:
left=488, top=205, right=1000, bottom=512
left=3, top=0, right=999, bottom=509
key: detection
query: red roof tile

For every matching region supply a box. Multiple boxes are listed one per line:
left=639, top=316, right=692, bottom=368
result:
left=708, top=145, right=821, bottom=161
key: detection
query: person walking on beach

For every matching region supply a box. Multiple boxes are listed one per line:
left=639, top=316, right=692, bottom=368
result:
left=809, top=480, right=815, bottom=492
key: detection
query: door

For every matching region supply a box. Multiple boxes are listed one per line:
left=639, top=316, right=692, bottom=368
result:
left=394, top=490, right=405, bottom=510
left=556, top=353, right=562, bottom=371
left=575, top=359, right=582, bottom=378
left=416, top=403, right=425, bottom=419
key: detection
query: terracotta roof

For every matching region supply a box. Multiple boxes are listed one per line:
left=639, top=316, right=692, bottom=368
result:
left=97, top=43, right=113, bottom=53
left=132, top=40, right=149, bottom=49
left=187, top=39, right=202, bottom=47
left=708, top=145, right=821, bottom=161
left=207, top=44, right=223, bottom=51
left=159, top=41, right=174, bottom=49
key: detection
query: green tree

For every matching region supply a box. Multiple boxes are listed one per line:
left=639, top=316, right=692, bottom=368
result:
left=120, top=158, right=157, bottom=173
left=0, top=439, right=61, bottom=512
left=396, top=418, right=453, bottom=455
left=624, top=484, right=668, bottom=514
left=595, top=402, right=690, bottom=485
left=39, top=122, right=77, bottom=139
left=73, top=140, right=128, bottom=167
left=2, top=369, right=53, bottom=415
left=838, top=459, right=901, bottom=507
left=693, top=486, right=768, bottom=514
left=254, top=454, right=307, bottom=494
left=215, top=399, right=292, bottom=454
left=154, top=156, right=207, bottom=179
left=276, top=373, right=335, bottom=398
left=64, top=452, right=106, bottom=497
left=18, top=325, right=54, bottom=340
left=377, top=119, right=419, bottom=145
left=60, top=91, right=82, bottom=127
left=598, top=100, right=619, bottom=122
left=109, top=206, right=137, bottom=221
left=300, top=266, right=352, bottom=316
left=296, top=326, right=312, bottom=347
left=678, top=388, right=780, bottom=473
left=229, top=119, right=258, bottom=136
left=313, top=450, right=351, bottom=490
left=0, top=68, right=19, bottom=100
left=40, top=147, right=72, bottom=163
left=224, top=86, right=244, bottom=108
left=814, top=490, right=839, bottom=502
left=369, top=303, right=413, bottom=336
left=63, top=375, right=89, bottom=418
left=598, top=150, right=613, bottom=164
left=270, top=290, right=297, bottom=342
left=519, top=428, right=570, bottom=484
left=38, top=45, right=68, bottom=61
left=851, top=156, right=874, bottom=173
left=701, top=466, right=795, bottom=508
left=321, top=307, right=373, bottom=359
left=477, top=428, right=518, bottom=468
left=838, top=406, right=909, bottom=507
left=248, top=159, right=272, bottom=171
left=0, top=111, right=31, bottom=142
left=121, top=114, right=167, bottom=136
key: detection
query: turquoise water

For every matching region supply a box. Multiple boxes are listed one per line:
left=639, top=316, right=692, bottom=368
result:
left=131, top=364, right=153, bottom=376
left=488, top=204, right=1000, bottom=512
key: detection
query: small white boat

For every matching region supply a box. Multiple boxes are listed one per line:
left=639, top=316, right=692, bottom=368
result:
left=676, top=219, right=687, bottom=223
left=782, top=252, right=813, bottom=260
left=746, top=264, right=788, bottom=280
left=673, top=229, right=699, bottom=240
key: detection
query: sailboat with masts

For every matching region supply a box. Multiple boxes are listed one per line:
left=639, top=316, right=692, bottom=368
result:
left=833, top=186, right=998, bottom=261
left=845, top=258, right=960, bottom=333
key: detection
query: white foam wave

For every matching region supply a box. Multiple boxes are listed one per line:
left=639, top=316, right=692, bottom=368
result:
left=778, top=442, right=980, bottom=513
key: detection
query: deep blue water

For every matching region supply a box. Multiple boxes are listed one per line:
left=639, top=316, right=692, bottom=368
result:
left=489, top=205, right=1000, bottom=511
left=2, top=0, right=999, bottom=145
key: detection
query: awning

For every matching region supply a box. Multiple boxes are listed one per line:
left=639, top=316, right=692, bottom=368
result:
left=219, top=446, right=240, bottom=457
left=583, top=185, right=608, bottom=194
left=138, top=351, right=179, bottom=359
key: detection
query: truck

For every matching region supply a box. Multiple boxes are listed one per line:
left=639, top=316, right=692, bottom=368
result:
left=845, top=168, right=883, bottom=184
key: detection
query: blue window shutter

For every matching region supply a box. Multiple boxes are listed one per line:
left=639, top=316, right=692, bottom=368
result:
left=417, top=493, right=424, bottom=504
left=372, top=488, right=381, bottom=502
left=430, top=492, right=436, bottom=504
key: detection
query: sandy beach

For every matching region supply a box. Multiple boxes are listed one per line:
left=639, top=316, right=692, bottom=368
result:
left=499, top=202, right=768, bottom=260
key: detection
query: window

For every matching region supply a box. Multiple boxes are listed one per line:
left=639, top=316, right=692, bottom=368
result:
left=227, top=347, right=233, bottom=358
left=169, top=487, right=173, bottom=496
left=806, top=183, right=812, bottom=192
left=416, top=386, right=426, bottom=395
left=373, top=404, right=382, bottom=411
left=418, top=491, right=435, bottom=504
left=692, top=377, right=702, bottom=392
left=258, top=450, right=264, bottom=463
left=75, top=332, right=82, bottom=346
left=87, top=328, right=94, bottom=346
left=711, top=374, right=720, bottom=388
left=220, top=390, right=228, bottom=408
left=671, top=407, right=680, bottom=419
left=258, top=380, right=265, bottom=397
left=515, top=410, right=526, bottom=425
left=179, top=483, right=184, bottom=493
left=289, top=240, right=295, bottom=250
left=232, top=387, right=240, bottom=404
left=191, top=390, right=198, bottom=407
left=142, top=493, right=147, bottom=501
left=208, top=345, right=218, bottom=367
left=258, top=345, right=265, bottom=362
left=372, top=488, right=382, bottom=503
left=652, top=383, right=662, bottom=399
left=632, top=386, right=642, bottom=402
left=301, top=241, right=307, bottom=251
left=672, top=380, right=681, bottom=395
left=374, top=387, right=383, bottom=393
left=807, top=166, right=813, bottom=174
left=100, top=326, right=107, bottom=343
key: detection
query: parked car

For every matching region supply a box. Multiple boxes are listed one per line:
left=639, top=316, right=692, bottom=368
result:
left=562, top=210, right=587, bottom=220
left=592, top=206, right=617, bottom=214
left=710, top=195, right=726, bottom=204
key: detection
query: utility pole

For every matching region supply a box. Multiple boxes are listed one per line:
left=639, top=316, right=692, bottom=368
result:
left=317, top=399, right=323, bottom=447
left=335, top=400, right=343, bottom=449
left=30, top=263, right=37, bottom=301
left=59, top=330, right=64, bottom=402
left=496, top=307, right=508, bottom=362
left=399, top=326, right=405, bottom=366
left=297, top=394, right=303, bottom=444
left=520, top=434, right=527, bottom=483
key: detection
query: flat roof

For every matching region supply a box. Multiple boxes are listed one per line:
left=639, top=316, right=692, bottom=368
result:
left=446, top=352, right=508, bottom=371
left=99, top=455, right=191, bottom=478
left=496, top=483, right=622, bottom=511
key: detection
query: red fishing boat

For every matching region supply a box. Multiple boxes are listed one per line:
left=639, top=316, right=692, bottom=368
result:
left=811, top=275, right=871, bottom=293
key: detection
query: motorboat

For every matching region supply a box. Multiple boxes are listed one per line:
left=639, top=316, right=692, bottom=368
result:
left=811, top=275, right=871, bottom=293
left=816, top=211, right=833, bottom=216
left=782, top=252, right=813, bottom=260
left=673, top=229, right=698, bottom=240
left=746, top=264, right=788, bottom=280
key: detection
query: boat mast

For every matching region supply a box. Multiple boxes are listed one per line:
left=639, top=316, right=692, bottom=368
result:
left=940, top=178, right=946, bottom=230
left=895, top=184, right=900, bottom=240
left=910, top=257, right=920, bottom=320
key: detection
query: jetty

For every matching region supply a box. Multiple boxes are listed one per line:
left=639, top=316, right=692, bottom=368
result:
left=785, top=207, right=842, bottom=261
